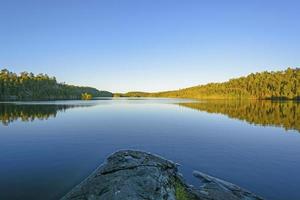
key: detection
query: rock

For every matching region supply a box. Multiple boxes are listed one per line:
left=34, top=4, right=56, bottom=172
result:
left=193, top=171, right=264, bottom=200
left=61, top=150, right=264, bottom=200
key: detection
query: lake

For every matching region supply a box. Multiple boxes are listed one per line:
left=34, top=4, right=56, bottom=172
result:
left=0, top=98, right=299, bottom=200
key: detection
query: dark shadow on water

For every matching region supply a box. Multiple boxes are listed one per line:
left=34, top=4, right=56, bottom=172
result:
left=178, top=100, right=300, bottom=133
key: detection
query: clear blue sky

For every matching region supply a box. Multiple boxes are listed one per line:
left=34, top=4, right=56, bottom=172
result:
left=0, top=0, right=299, bottom=92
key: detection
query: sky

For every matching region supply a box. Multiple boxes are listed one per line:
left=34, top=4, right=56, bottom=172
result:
left=0, top=0, right=299, bottom=92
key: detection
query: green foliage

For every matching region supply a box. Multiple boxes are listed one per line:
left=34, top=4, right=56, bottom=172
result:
left=81, top=93, right=92, bottom=100
left=124, top=68, right=300, bottom=100
left=0, top=69, right=113, bottom=100
left=179, top=100, right=300, bottom=132
left=113, top=93, right=125, bottom=97
left=124, top=92, right=151, bottom=97
left=175, top=181, right=189, bottom=200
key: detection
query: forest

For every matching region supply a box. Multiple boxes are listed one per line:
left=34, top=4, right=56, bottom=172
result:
left=0, top=69, right=113, bottom=100
left=122, top=68, right=300, bottom=100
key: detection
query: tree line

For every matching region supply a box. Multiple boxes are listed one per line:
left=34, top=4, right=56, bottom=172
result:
left=122, top=68, right=300, bottom=100
left=0, top=69, right=113, bottom=100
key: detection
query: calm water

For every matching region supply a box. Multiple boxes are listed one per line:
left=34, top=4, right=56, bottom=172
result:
left=0, top=98, right=299, bottom=200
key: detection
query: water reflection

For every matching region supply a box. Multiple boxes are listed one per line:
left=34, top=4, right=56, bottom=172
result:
left=179, top=100, right=300, bottom=132
left=1, top=99, right=299, bottom=132
left=0, top=98, right=192, bottom=126
left=0, top=103, right=91, bottom=125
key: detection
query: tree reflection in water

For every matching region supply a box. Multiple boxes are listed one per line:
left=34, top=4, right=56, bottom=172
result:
left=179, top=100, right=300, bottom=132
left=0, top=103, right=92, bottom=126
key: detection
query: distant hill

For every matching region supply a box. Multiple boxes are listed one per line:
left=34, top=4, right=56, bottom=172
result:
left=0, top=69, right=113, bottom=100
left=121, top=68, right=300, bottom=100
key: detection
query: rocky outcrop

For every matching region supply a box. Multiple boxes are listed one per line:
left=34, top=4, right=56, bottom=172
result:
left=61, top=150, right=264, bottom=200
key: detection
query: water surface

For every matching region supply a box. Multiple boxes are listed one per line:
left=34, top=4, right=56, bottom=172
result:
left=0, top=98, right=299, bottom=200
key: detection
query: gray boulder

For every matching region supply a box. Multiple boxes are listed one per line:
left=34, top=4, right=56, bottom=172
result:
left=61, top=150, right=264, bottom=200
